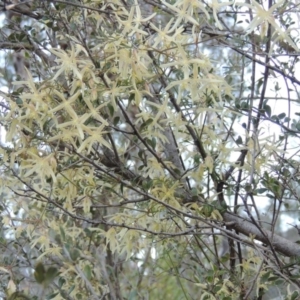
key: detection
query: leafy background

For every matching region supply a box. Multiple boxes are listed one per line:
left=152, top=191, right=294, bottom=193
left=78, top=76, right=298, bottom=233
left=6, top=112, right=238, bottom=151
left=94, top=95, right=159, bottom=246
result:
left=0, top=0, right=299, bottom=299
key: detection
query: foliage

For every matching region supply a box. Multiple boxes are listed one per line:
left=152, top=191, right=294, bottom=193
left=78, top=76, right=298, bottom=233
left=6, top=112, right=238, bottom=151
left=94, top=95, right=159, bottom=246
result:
left=0, top=0, right=300, bottom=299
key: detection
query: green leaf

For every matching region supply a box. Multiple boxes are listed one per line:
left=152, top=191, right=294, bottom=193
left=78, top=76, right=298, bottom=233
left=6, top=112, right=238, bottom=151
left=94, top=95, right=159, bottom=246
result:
left=113, top=116, right=120, bottom=125
left=266, top=193, right=275, bottom=199
left=255, top=188, right=267, bottom=194
left=129, top=93, right=135, bottom=102
left=240, top=101, right=249, bottom=110
left=220, top=253, right=230, bottom=262
left=15, top=97, right=23, bottom=106
left=264, top=105, right=271, bottom=117
left=142, top=179, right=153, bottom=190
left=34, top=262, right=46, bottom=284
left=257, top=77, right=264, bottom=91
left=194, top=154, right=201, bottom=164
left=83, top=264, right=92, bottom=280
left=268, top=276, right=279, bottom=281
left=271, top=115, right=279, bottom=122
left=47, top=292, right=59, bottom=299
left=70, top=248, right=81, bottom=261
left=140, top=118, right=153, bottom=132
left=291, top=291, right=299, bottom=300
left=67, top=285, right=75, bottom=295
left=138, top=150, right=146, bottom=160
left=128, top=290, right=138, bottom=300
left=191, top=188, right=198, bottom=196
left=275, top=279, right=284, bottom=285
left=58, top=277, right=65, bottom=288
left=44, top=267, right=59, bottom=285
left=202, top=204, right=213, bottom=217
left=146, top=137, right=156, bottom=150
left=260, top=271, right=271, bottom=283
left=235, top=136, right=243, bottom=144
left=235, top=101, right=240, bottom=109
left=278, top=112, right=286, bottom=119
left=7, top=292, right=31, bottom=300
left=59, top=226, right=66, bottom=242
left=34, top=263, right=58, bottom=286
left=107, top=104, right=114, bottom=117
